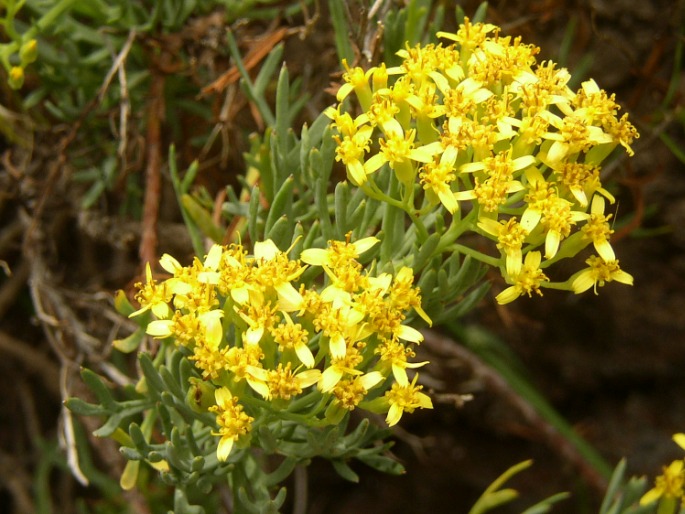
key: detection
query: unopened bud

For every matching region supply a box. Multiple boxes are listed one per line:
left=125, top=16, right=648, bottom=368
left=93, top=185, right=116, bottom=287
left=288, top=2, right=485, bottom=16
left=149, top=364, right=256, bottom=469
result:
left=8, top=66, right=24, bottom=89
left=187, top=378, right=216, bottom=413
left=20, top=39, right=38, bottom=65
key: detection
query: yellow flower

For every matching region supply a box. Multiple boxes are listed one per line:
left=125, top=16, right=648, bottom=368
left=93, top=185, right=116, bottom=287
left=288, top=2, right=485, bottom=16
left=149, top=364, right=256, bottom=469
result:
left=197, top=243, right=254, bottom=305
left=496, top=251, right=549, bottom=304
left=332, top=372, right=384, bottom=410
left=419, top=149, right=460, bottom=214
left=270, top=312, right=315, bottom=368
left=8, top=66, right=24, bottom=89
left=570, top=255, right=633, bottom=294
left=376, top=339, right=428, bottom=386
left=252, top=239, right=305, bottom=312
left=384, top=375, right=433, bottom=427
left=542, top=111, right=614, bottom=164
left=549, top=161, right=611, bottom=207
left=437, top=18, right=497, bottom=52
left=388, top=266, right=432, bottom=326
left=539, top=196, right=587, bottom=259
left=363, top=127, right=441, bottom=185
left=336, top=59, right=375, bottom=110
left=147, top=309, right=223, bottom=346
left=333, top=128, right=374, bottom=186
left=640, top=460, right=685, bottom=506
left=210, top=387, right=253, bottom=461
left=456, top=151, right=532, bottom=214
left=301, top=235, right=379, bottom=269
left=520, top=167, right=555, bottom=232
left=319, top=344, right=364, bottom=393
left=581, top=195, right=616, bottom=261
left=250, top=362, right=320, bottom=401
left=224, top=345, right=264, bottom=386
left=478, top=217, right=528, bottom=277
left=130, top=263, right=172, bottom=319
left=238, top=299, right=279, bottom=346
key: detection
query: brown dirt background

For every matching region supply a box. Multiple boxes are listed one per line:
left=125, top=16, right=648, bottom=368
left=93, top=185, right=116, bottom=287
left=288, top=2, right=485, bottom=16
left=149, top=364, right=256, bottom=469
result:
left=1, top=0, right=685, bottom=512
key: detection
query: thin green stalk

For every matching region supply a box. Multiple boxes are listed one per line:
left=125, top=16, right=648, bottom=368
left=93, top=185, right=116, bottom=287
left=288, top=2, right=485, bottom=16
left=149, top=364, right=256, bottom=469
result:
left=362, top=177, right=430, bottom=242
left=448, top=243, right=501, bottom=268
left=435, top=209, right=477, bottom=254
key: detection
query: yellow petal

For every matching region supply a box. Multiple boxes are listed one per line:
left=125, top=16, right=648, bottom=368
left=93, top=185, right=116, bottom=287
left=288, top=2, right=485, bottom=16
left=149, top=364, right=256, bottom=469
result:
left=151, top=302, right=172, bottom=319
left=385, top=403, right=403, bottom=427
left=254, top=239, right=280, bottom=261
left=276, top=282, right=304, bottom=312
left=204, top=244, right=223, bottom=270
left=159, top=254, right=182, bottom=274
left=300, top=248, right=328, bottom=266
left=214, top=387, right=233, bottom=409
left=230, top=286, right=250, bottom=305
left=247, top=375, right=270, bottom=399
left=217, top=436, right=234, bottom=462
left=352, top=236, right=380, bottom=256
left=392, top=364, right=409, bottom=386
left=496, top=285, right=521, bottom=305
left=672, top=433, right=685, bottom=450
left=147, top=320, right=173, bottom=338
left=396, top=324, right=424, bottom=343
left=360, top=371, right=384, bottom=390
left=296, top=369, right=321, bottom=388
left=320, top=366, right=343, bottom=393
left=295, top=343, right=315, bottom=368
left=329, top=334, right=347, bottom=359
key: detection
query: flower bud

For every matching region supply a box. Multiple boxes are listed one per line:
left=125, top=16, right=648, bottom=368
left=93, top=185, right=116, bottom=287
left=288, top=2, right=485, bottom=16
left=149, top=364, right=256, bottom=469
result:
left=8, top=66, right=24, bottom=89
left=20, top=39, right=38, bottom=66
left=324, top=400, right=347, bottom=425
left=187, top=378, right=216, bottom=413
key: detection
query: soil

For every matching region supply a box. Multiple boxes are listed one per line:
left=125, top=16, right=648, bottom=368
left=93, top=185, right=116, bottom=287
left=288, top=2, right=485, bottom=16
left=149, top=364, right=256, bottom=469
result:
left=1, top=1, right=684, bottom=513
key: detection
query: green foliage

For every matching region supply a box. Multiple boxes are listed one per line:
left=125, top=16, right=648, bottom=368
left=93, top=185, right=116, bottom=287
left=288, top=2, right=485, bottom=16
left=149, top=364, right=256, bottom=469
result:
left=469, top=460, right=569, bottom=514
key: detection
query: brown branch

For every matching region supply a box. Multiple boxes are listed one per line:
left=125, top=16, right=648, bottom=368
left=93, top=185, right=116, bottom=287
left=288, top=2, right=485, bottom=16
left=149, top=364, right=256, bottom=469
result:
left=139, top=71, right=165, bottom=267
left=199, top=27, right=290, bottom=98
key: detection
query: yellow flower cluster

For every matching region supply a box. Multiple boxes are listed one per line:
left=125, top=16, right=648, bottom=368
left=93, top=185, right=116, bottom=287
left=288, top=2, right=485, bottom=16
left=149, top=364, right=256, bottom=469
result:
left=131, top=236, right=432, bottom=461
left=328, top=18, right=637, bottom=304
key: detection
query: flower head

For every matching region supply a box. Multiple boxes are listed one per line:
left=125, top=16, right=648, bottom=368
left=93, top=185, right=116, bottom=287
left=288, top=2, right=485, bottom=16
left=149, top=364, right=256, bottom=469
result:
left=570, top=255, right=633, bottom=294
left=210, top=387, right=253, bottom=461
left=384, top=375, right=433, bottom=426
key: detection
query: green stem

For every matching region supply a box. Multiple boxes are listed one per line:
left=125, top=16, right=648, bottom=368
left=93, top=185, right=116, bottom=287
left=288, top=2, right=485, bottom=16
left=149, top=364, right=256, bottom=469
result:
left=31, top=0, right=79, bottom=35
left=362, top=177, right=404, bottom=210
left=448, top=243, right=501, bottom=268
left=435, top=209, right=478, bottom=254
left=541, top=280, right=572, bottom=291
left=362, top=177, right=430, bottom=242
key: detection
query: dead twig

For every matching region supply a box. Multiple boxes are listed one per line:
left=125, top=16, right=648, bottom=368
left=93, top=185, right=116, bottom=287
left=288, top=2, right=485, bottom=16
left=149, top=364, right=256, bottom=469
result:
left=199, top=27, right=290, bottom=98
left=139, top=70, right=165, bottom=267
